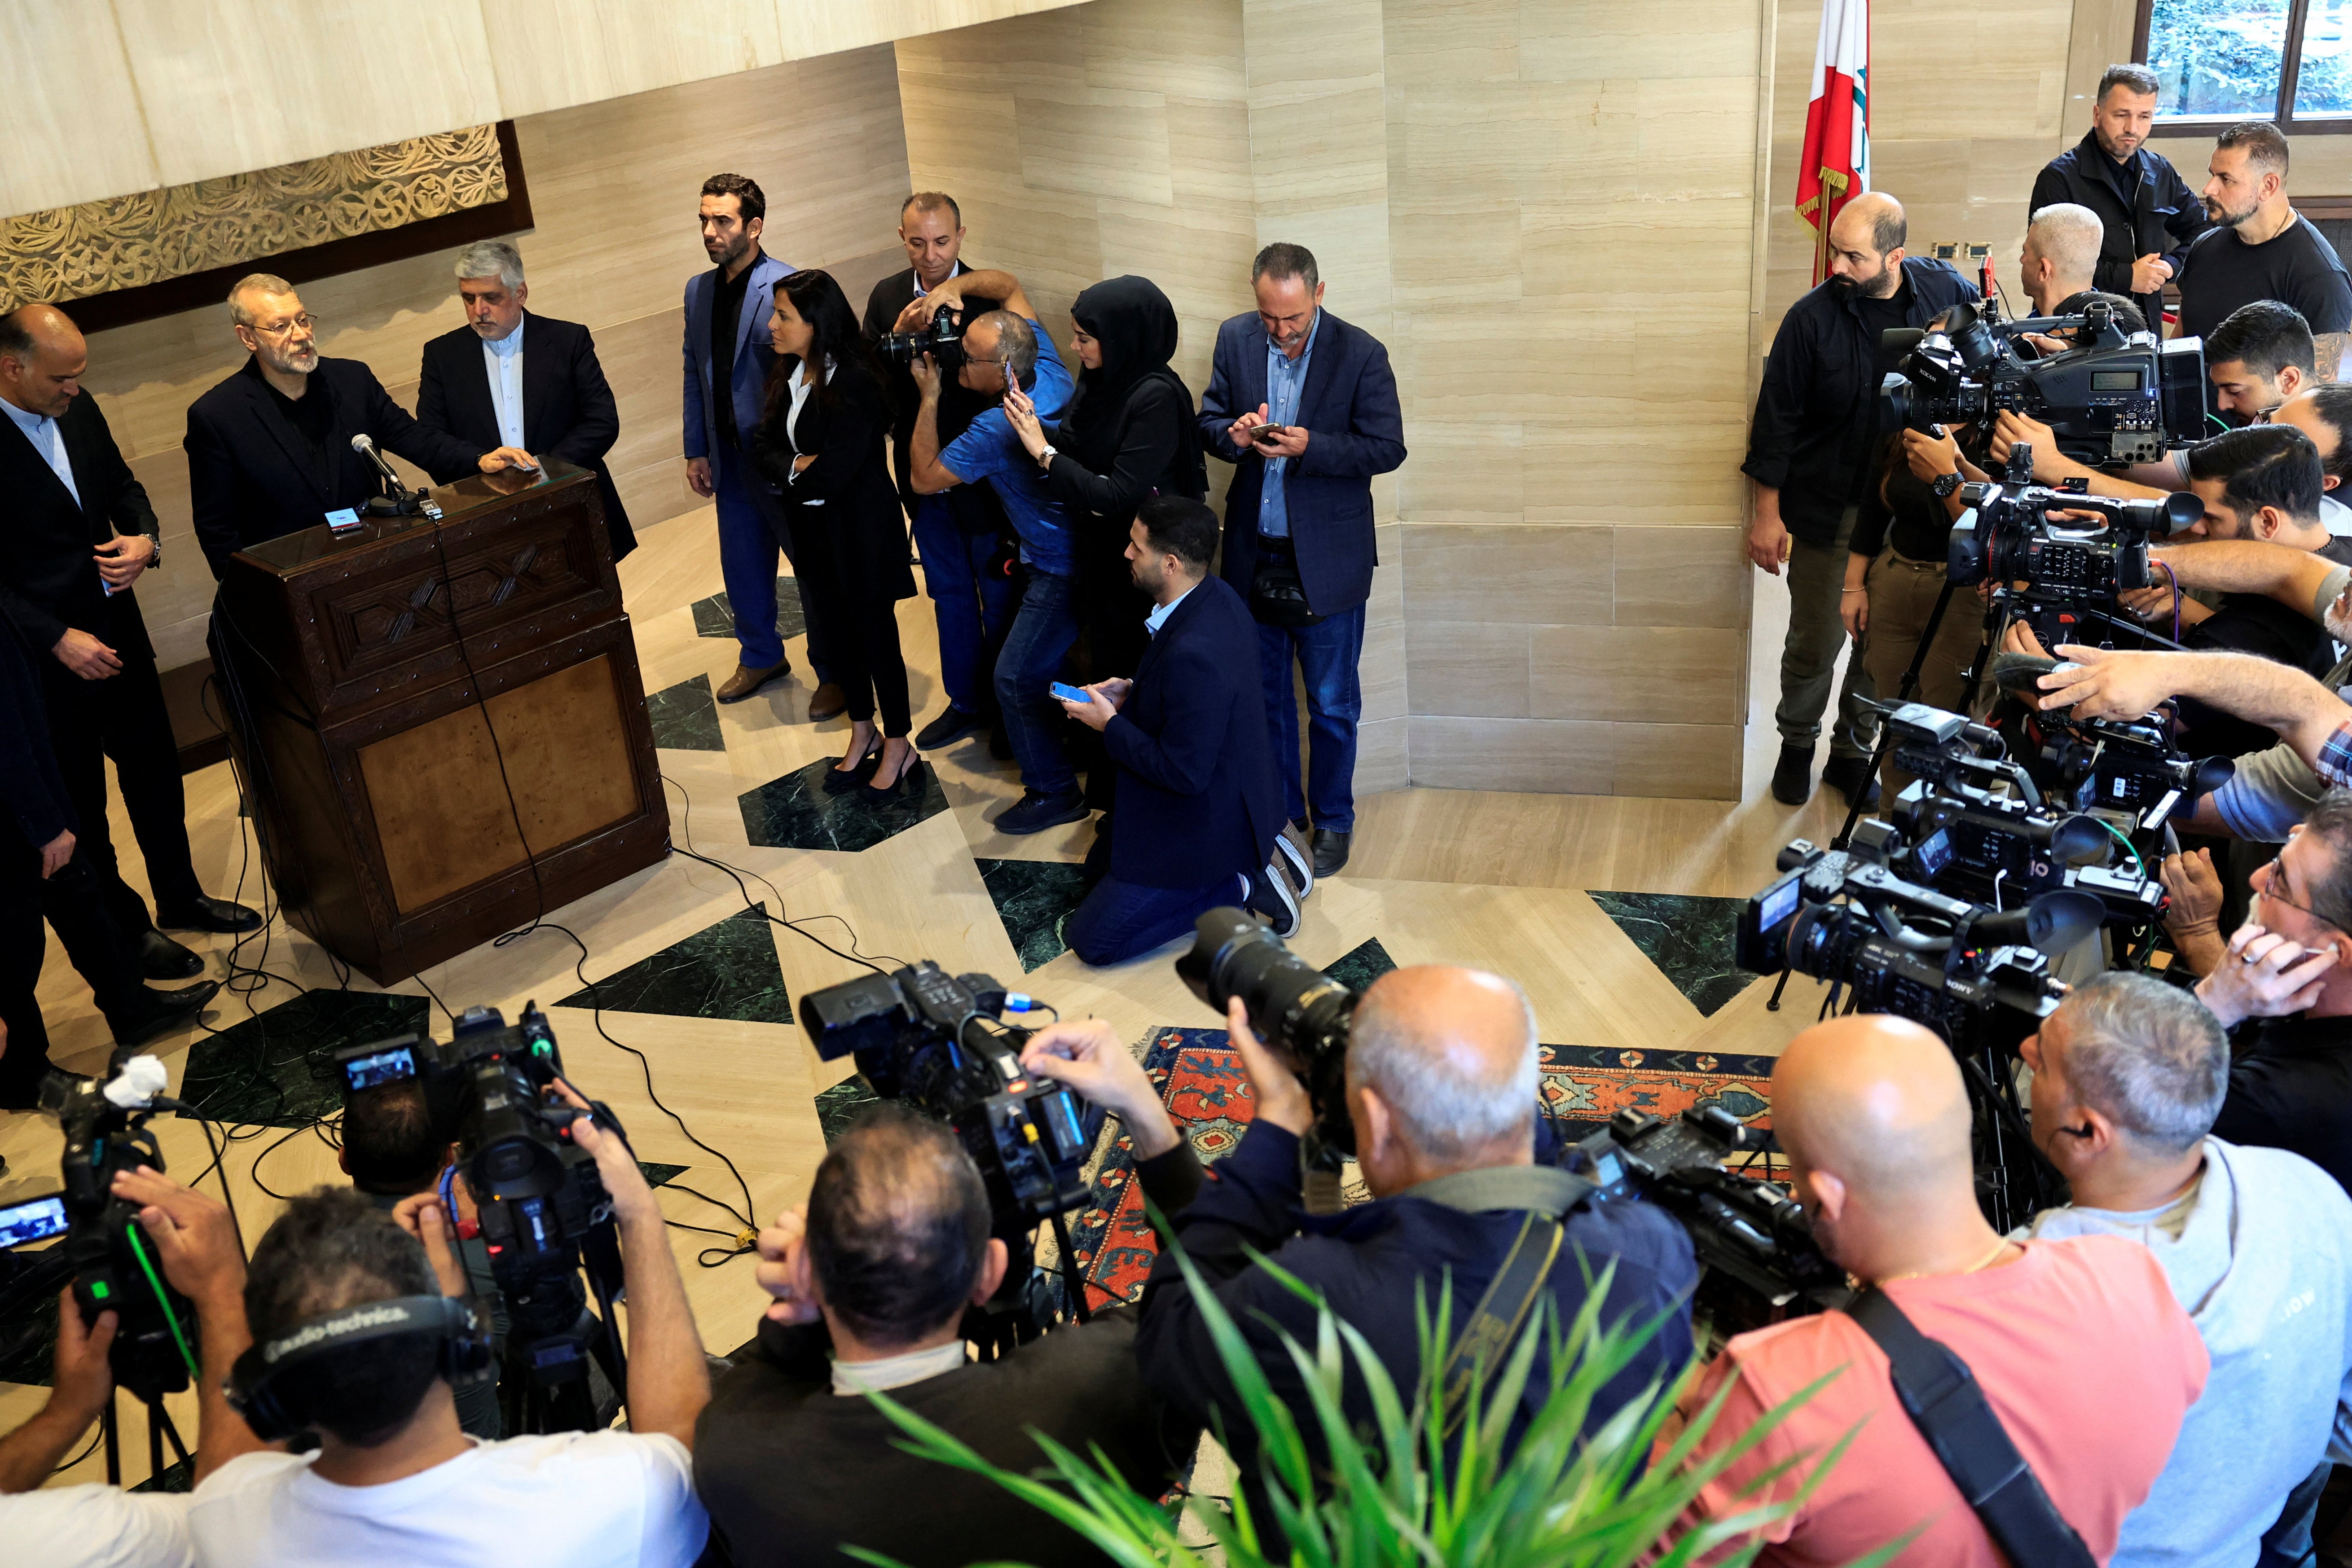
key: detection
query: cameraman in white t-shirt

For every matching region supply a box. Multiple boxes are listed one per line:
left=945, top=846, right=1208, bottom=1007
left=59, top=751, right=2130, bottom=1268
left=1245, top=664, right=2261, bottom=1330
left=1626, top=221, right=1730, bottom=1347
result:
left=185, top=1083, right=710, bottom=1568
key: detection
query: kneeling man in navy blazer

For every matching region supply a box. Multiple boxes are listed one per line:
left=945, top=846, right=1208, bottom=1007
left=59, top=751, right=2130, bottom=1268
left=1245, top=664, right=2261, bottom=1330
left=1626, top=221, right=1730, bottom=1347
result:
left=1056, top=497, right=1303, bottom=966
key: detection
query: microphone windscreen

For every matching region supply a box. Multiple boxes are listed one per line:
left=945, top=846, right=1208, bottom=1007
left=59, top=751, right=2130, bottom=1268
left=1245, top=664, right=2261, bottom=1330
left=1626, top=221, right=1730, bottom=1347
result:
left=1988, top=651, right=2063, bottom=698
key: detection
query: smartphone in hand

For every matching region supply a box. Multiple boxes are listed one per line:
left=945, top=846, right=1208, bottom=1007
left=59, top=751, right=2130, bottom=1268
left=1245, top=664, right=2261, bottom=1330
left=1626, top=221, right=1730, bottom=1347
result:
left=1049, top=681, right=1092, bottom=705
left=1253, top=423, right=1289, bottom=444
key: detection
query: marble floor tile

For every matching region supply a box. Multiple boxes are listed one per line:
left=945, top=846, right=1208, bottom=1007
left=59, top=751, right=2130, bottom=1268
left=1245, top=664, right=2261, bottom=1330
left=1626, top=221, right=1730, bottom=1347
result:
left=738, top=756, right=950, bottom=853
left=815, top=1079, right=880, bottom=1144
left=1323, top=937, right=1398, bottom=993
left=690, top=576, right=807, bottom=643
left=178, top=992, right=432, bottom=1130
left=646, top=673, right=725, bottom=752
left=1584, top=892, right=1752, bottom=1018
left=977, top=857, right=1098, bottom=973
left=637, top=1161, right=687, bottom=1189
left=554, top=905, right=794, bottom=1026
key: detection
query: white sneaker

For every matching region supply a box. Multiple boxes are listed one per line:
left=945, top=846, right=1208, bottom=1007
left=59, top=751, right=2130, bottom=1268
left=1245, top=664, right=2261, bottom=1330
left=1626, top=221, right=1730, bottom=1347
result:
left=1273, top=822, right=1315, bottom=901
left=1246, top=860, right=1303, bottom=939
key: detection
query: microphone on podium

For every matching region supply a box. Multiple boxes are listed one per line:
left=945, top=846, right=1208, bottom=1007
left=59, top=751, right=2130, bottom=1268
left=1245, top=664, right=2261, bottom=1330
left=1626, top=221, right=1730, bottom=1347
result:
left=352, top=432, right=403, bottom=492
left=351, top=434, right=439, bottom=518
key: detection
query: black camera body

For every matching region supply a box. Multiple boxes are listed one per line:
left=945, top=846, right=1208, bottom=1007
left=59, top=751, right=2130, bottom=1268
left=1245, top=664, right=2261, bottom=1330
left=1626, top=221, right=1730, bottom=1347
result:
left=1176, top=907, right=1359, bottom=1154
left=1565, top=1107, right=1844, bottom=1313
left=799, top=964, right=1099, bottom=1234
left=877, top=308, right=966, bottom=371
left=1881, top=297, right=2207, bottom=465
left=2027, top=708, right=2235, bottom=830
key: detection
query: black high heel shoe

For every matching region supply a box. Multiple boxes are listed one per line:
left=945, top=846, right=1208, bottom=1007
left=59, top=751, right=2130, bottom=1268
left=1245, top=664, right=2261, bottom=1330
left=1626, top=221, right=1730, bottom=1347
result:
left=822, top=740, right=883, bottom=795
left=859, top=745, right=923, bottom=806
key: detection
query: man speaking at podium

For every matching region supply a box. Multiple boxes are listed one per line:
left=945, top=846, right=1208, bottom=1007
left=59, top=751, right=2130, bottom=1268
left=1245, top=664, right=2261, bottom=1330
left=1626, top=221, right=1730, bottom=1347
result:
left=415, top=240, right=635, bottom=566
left=185, top=272, right=540, bottom=578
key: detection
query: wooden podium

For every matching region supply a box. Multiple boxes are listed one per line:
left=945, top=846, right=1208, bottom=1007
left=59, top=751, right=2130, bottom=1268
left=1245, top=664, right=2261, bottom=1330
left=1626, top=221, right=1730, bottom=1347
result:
left=214, top=461, right=668, bottom=984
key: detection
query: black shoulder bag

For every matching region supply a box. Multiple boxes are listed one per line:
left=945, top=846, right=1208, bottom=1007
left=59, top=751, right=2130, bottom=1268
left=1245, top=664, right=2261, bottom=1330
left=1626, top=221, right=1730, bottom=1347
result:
left=1845, top=1286, right=2097, bottom=1568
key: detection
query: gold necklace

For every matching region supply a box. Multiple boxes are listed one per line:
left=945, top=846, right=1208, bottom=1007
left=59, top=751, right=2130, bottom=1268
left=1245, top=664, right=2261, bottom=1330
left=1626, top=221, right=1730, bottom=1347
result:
left=1873, top=1234, right=2016, bottom=1285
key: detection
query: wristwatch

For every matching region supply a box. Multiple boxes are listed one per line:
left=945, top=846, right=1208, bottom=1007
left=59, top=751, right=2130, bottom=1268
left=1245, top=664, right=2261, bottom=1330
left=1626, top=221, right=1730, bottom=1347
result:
left=1036, top=443, right=1057, bottom=471
left=1930, top=471, right=1963, bottom=499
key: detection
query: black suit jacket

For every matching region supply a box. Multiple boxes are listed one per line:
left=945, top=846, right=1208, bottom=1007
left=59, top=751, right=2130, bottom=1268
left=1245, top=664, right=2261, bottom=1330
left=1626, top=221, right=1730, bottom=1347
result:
left=0, top=394, right=161, bottom=662
left=1104, top=574, right=1282, bottom=889
left=185, top=356, right=482, bottom=579
left=2030, top=133, right=2210, bottom=333
left=750, top=359, right=915, bottom=602
left=414, top=313, right=634, bottom=562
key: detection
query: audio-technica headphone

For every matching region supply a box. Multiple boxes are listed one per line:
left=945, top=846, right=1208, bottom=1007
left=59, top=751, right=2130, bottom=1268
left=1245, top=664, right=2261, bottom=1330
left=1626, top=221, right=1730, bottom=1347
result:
left=226, top=1294, right=494, bottom=1442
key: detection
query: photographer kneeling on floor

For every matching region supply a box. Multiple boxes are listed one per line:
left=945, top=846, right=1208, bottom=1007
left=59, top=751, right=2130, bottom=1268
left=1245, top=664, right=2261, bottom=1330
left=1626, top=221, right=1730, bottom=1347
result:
left=1135, top=965, right=1697, bottom=1528
left=2018, top=971, right=2352, bottom=1568
left=695, top=1020, right=1201, bottom=1568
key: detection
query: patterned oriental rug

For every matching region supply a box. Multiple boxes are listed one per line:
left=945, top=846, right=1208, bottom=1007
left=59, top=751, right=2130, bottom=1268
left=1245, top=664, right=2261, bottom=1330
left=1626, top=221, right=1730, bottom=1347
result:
left=1065, top=1028, right=1779, bottom=1313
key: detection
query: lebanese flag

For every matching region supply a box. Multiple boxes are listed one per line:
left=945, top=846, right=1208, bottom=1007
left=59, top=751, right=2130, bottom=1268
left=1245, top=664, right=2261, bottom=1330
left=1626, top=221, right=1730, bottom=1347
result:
left=1796, top=0, right=1870, bottom=283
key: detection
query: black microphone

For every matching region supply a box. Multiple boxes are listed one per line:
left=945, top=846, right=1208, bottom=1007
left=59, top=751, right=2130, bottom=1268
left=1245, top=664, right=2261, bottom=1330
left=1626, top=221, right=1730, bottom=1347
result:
left=1988, top=651, right=2078, bottom=705
left=351, top=433, right=402, bottom=493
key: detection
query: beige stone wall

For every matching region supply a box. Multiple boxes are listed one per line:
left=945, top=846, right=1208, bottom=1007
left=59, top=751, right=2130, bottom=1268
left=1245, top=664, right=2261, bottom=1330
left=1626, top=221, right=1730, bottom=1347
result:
left=81, top=45, right=916, bottom=671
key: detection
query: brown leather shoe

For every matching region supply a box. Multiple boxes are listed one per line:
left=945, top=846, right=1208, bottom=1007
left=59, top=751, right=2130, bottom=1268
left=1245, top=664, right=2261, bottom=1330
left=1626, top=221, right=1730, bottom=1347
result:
left=808, top=681, right=849, bottom=721
left=716, top=661, right=787, bottom=704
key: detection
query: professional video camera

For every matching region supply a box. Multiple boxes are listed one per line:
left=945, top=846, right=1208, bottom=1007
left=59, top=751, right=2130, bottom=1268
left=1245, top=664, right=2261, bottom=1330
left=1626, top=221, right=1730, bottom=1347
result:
left=876, top=307, right=965, bottom=370
left=1880, top=296, right=2207, bottom=465
left=1739, top=841, right=2093, bottom=1230
left=334, top=1003, right=624, bottom=1434
left=1176, top=907, right=1358, bottom=1154
left=1945, top=446, right=2203, bottom=653
left=0, top=1055, right=198, bottom=1483
left=1860, top=700, right=2167, bottom=929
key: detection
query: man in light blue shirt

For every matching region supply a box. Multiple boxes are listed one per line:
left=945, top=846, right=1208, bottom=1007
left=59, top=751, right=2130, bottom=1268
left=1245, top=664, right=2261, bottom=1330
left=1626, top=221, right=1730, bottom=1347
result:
left=1256, top=311, right=1318, bottom=540
left=911, top=286, right=1090, bottom=836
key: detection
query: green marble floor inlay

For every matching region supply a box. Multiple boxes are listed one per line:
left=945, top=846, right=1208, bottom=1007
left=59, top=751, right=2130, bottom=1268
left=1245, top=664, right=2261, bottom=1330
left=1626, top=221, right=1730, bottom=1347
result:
left=1586, top=891, right=1753, bottom=1018
left=554, top=905, right=792, bottom=1026
left=178, top=992, right=432, bottom=1131
left=976, top=858, right=1096, bottom=972
left=1323, top=937, right=1398, bottom=993
left=645, top=672, right=724, bottom=751
left=739, top=756, right=948, bottom=854
left=815, top=1080, right=881, bottom=1145
left=691, top=575, right=806, bottom=643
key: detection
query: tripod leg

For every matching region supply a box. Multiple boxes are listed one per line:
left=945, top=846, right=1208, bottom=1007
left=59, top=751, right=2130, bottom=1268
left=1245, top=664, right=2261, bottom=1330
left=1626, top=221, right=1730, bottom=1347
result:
left=101, top=1398, right=119, bottom=1489
left=152, top=1401, right=193, bottom=1473
left=1832, top=576, right=1961, bottom=850
left=146, top=1402, right=163, bottom=1487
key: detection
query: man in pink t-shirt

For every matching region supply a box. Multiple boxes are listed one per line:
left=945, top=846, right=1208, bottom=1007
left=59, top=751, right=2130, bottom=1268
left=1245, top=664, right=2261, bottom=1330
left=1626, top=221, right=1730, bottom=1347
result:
left=1663, top=1014, right=2208, bottom=1566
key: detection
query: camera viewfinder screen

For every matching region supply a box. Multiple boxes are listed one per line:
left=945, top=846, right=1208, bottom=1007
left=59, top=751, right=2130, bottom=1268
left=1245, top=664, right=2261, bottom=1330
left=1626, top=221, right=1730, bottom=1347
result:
left=343, top=1045, right=418, bottom=1092
left=2090, top=369, right=2143, bottom=391
left=1758, top=873, right=1801, bottom=931
left=1914, top=828, right=1954, bottom=878
left=0, top=1195, right=68, bottom=1248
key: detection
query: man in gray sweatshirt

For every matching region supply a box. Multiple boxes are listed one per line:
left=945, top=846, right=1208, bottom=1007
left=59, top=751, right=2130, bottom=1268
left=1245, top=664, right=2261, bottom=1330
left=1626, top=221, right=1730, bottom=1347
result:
left=2019, top=971, right=2352, bottom=1568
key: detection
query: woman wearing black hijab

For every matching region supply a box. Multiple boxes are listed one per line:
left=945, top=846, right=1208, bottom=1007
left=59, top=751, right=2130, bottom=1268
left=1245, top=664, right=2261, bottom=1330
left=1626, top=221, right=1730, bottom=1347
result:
left=750, top=270, right=922, bottom=803
left=1005, top=275, right=1205, bottom=684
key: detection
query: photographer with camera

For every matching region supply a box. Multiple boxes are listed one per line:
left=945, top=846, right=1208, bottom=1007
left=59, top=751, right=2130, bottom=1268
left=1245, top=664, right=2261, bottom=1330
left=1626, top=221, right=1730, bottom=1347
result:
left=1136, top=965, right=1697, bottom=1522
left=2030, top=66, right=2211, bottom=332
left=695, top=1023, right=1202, bottom=1568
left=2016, top=971, right=2352, bottom=1568
left=337, top=1076, right=506, bottom=1440
left=2017, top=204, right=2150, bottom=338
left=907, top=282, right=1096, bottom=837
left=6, top=1166, right=262, bottom=1564
left=184, top=1084, right=710, bottom=1568
left=2206, top=300, right=2320, bottom=426
left=1666, top=1012, right=2206, bottom=1564
left=1746, top=191, right=1978, bottom=808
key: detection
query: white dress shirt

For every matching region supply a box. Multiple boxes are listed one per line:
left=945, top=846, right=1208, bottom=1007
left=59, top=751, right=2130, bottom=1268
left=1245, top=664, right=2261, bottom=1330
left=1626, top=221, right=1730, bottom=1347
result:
left=2, top=393, right=79, bottom=506
left=481, top=314, right=527, bottom=452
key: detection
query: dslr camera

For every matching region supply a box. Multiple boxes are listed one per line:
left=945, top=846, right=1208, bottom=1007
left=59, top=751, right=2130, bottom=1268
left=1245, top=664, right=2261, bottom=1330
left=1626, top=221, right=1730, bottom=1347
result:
left=1176, top=907, right=1359, bottom=1153
left=876, top=307, right=965, bottom=370
left=335, top=1003, right=625, bottom=1432
left=1881, top=296, right=2207, bottom=465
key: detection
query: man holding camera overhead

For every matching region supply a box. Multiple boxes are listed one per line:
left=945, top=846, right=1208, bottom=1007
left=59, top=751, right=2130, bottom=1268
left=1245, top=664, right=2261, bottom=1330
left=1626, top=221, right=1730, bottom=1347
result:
left=1745, top=191, right=1978, bottom=811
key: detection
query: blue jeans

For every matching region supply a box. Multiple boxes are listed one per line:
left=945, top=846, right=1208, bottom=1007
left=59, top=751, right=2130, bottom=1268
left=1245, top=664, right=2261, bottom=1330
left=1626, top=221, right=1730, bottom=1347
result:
left=994, top=568, right=1081, bottom=798
left=912, top=493, right=1015, bottom=713
left=1068, top=871, right=1245, bottom=966
left=1258, top=602, right=1367, bottom=832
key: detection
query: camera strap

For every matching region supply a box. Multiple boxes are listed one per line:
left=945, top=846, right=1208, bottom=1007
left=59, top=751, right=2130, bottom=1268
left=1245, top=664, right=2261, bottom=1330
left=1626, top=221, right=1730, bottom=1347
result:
left=1412, top=1166, right=1596, bottom=1437
left=1845, top=1287, right=2097, bottom=1568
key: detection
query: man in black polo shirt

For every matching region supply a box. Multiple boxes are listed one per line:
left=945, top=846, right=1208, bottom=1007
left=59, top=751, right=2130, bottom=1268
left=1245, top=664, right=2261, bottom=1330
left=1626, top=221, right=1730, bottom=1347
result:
left=2030, top=63, right=2211, bottom=332
left=2178, top=121, right=2352, bottom=377
left=2194, top=788, right=2352, bottom=1195
left=1744, top=190, right=1977, bottom=808
left=862, top=192, right=1013, bottom=752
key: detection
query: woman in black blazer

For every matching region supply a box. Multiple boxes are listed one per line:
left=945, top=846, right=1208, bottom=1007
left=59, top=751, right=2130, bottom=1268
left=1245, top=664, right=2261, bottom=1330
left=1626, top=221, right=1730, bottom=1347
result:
left=751, top=271, right=921, bottom=802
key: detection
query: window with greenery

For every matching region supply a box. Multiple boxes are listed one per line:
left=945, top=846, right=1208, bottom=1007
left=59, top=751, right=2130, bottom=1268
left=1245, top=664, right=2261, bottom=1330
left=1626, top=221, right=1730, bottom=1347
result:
left=2138, top=0, right=2352, bottom=126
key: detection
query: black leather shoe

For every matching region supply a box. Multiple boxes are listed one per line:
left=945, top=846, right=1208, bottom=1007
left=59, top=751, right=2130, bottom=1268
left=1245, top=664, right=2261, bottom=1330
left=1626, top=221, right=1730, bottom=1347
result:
left=914, top=706, right=983, bottom=750
left=995, top=790, right=1089, bottom=836
left=1820, top=753, right=1882, bottom=811
left=110, top=980, right=220, bottom=1048
left=137, top=927, right=204, bottom=980
left=1770, top=746, right=1813, bottom=806
left=155, top=896, right=263, bottom=934
left=1310, top=828, right=1351, bottom=878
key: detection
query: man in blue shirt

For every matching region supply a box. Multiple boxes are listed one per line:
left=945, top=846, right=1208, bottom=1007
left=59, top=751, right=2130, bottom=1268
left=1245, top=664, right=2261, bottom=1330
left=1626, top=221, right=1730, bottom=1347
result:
left=1200, top=243, right=1405, bottom=879
left=910, top=284, right=1089, bottom=835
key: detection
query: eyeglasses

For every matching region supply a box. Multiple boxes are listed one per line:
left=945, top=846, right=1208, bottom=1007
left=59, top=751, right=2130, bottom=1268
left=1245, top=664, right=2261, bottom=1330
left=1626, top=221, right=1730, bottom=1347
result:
left=248, top=314, right=317, bottom=338
left=2260, top=852, right=2334, bottom=927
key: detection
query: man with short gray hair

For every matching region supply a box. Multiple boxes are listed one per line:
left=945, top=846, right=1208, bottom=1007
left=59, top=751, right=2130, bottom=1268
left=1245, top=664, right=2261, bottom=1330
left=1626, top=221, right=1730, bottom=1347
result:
left=1139, top=964, right=1696, bottom=1523
left=2021, top=970, right=2352, bottom=1568
left=415, top=240, right=633, bottom=563
left=2031, top=64, right=2211, bottom=333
